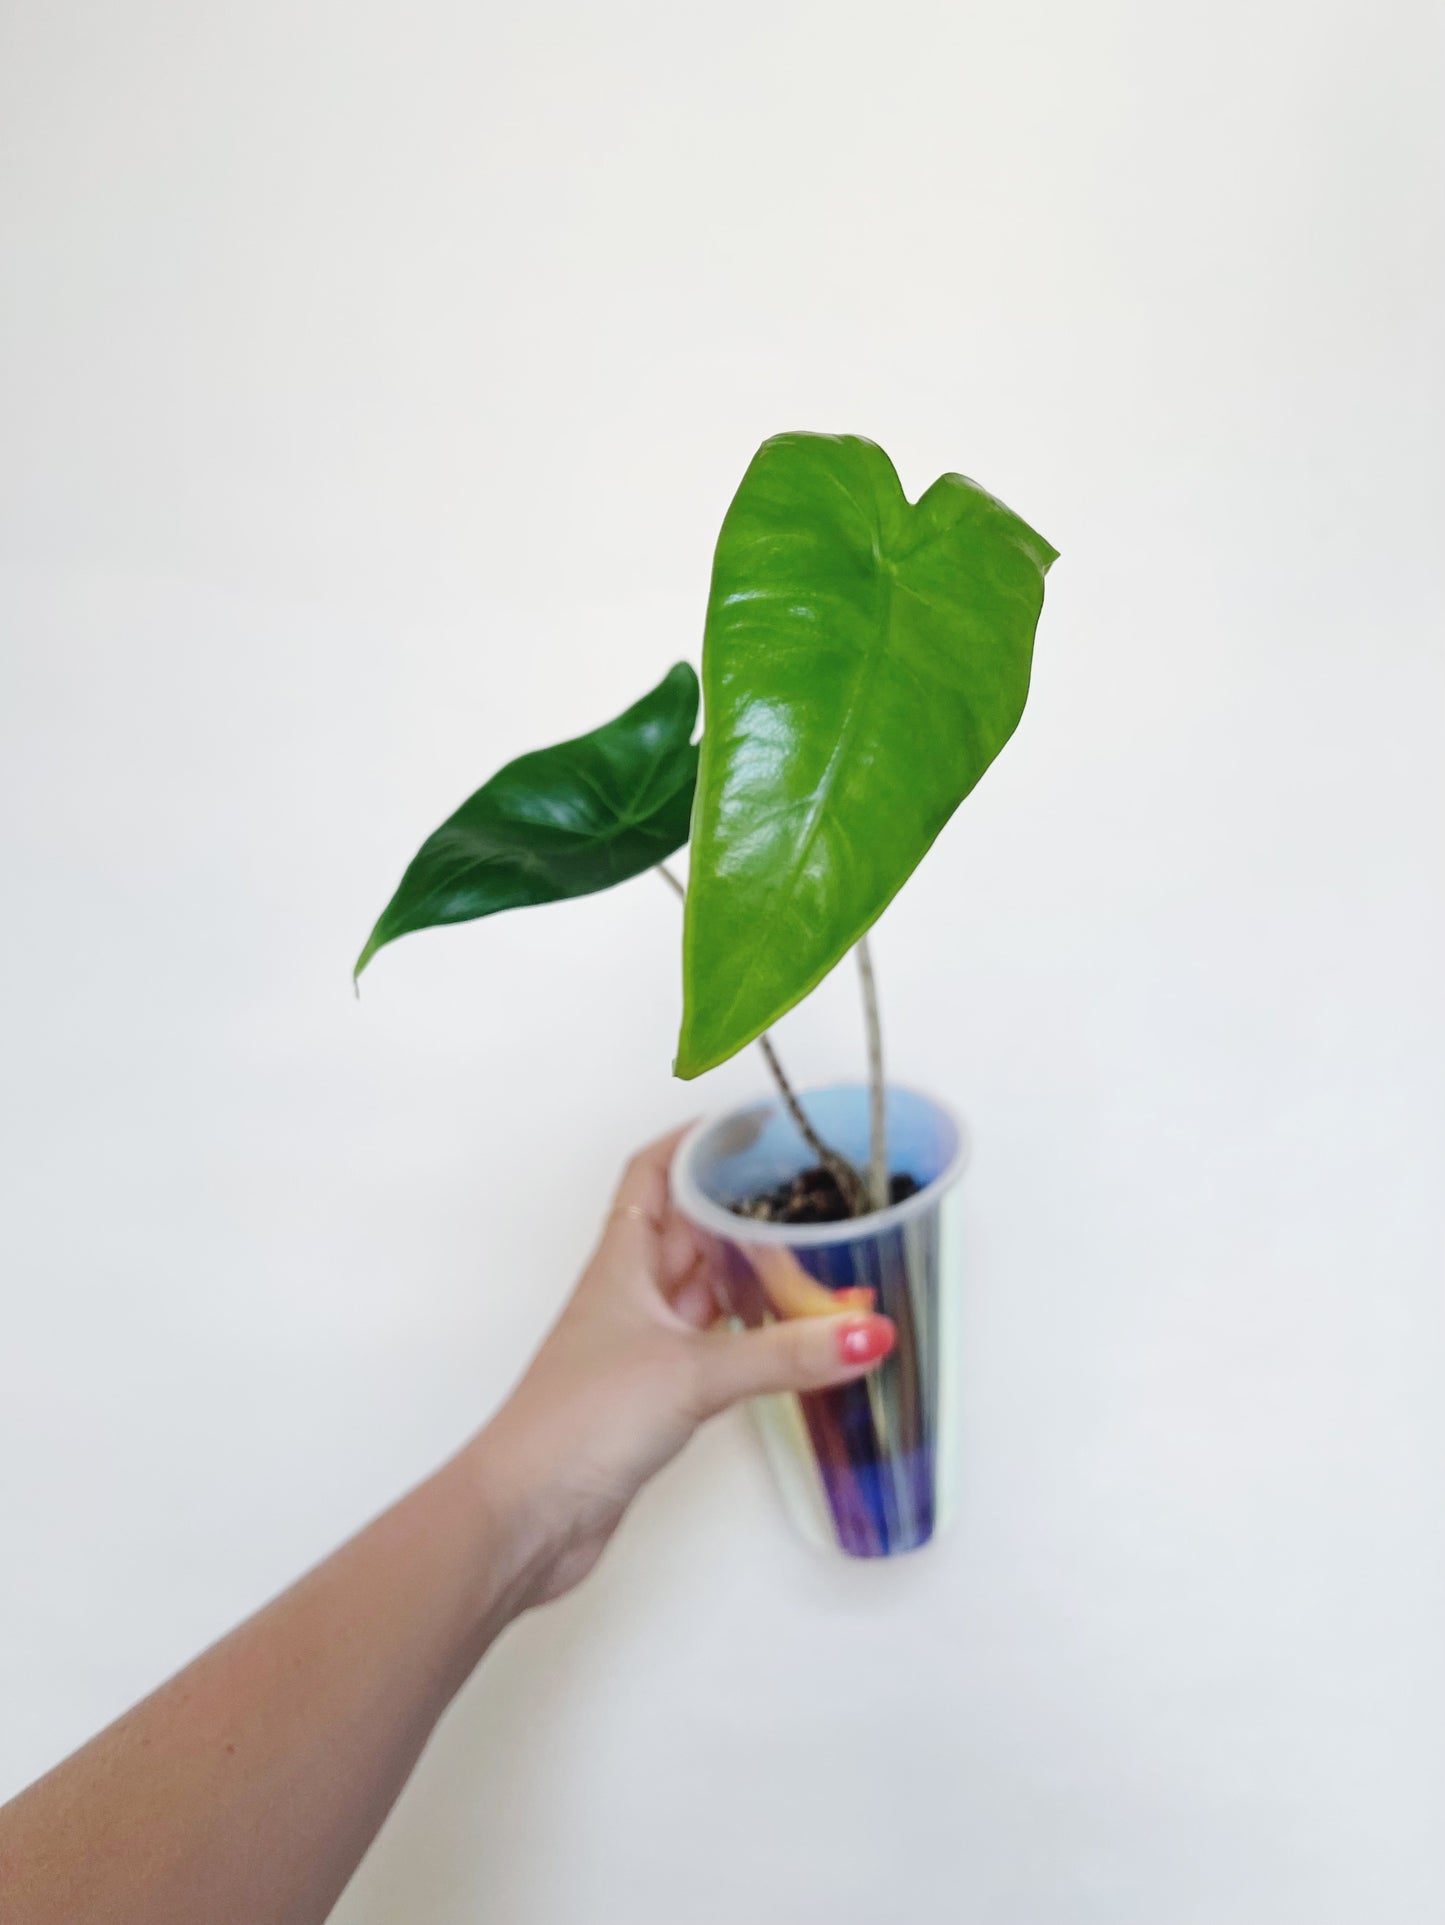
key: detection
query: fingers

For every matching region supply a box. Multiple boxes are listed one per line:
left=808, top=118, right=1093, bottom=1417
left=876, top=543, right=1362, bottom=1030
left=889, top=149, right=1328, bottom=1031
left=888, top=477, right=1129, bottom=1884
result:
left=600, top=1125, right=695, bottom=1251
left=746, top=1243, right=874, bottom=1320
left=658, top=1213, right=701, bottom=1293
left=657, top=1219, right=725, bottom=1329
left=668, top=1260, right=722, bottom=1330
left=616, top=1123, right=694, bottom=1207
left=688, top=1312, right=896, bottom=1420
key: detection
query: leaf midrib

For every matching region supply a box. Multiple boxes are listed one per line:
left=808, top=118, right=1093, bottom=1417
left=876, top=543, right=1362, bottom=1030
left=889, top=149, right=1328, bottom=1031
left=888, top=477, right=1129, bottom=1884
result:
left=391, top=765, right=691, bottom=919
left=707, top=548, right=895, bottom=1040
left=492, top=756, right=694, bottom=845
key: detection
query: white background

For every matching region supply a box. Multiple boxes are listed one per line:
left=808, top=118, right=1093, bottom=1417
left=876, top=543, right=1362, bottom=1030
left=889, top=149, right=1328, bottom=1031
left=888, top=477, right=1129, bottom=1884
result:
left=2, top=2, right=1441, bottom=1919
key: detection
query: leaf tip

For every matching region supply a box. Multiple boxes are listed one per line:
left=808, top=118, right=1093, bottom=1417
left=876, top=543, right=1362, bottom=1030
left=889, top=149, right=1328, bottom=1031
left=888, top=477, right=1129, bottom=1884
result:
left=352, top=933, right=380, bottom=990
left=673, top=1009, right=741, bottom=1082
left=671, top=1019, right=707, bottom=1083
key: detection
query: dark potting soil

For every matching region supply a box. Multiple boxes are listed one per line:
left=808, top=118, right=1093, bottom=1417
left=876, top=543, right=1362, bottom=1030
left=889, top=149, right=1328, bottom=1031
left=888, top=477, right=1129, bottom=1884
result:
left=730, top=1165, right=921, bottom=1225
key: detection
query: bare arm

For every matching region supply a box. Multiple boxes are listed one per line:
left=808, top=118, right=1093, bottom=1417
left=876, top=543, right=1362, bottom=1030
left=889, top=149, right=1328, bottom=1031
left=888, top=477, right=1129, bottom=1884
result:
left=0, top=1130, right=894, bottom=1925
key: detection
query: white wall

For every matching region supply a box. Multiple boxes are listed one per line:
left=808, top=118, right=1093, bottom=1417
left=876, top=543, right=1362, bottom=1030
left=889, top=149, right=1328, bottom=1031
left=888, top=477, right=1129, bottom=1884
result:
left=2, top=2, right=1441, bottom=1919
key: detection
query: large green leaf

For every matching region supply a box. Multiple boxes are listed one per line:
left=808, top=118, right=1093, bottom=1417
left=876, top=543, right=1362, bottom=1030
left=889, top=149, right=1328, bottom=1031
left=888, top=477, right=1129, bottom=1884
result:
left=676, top=434, right=1056, bottom=1079
left=356, top=662, right=699, bottom=981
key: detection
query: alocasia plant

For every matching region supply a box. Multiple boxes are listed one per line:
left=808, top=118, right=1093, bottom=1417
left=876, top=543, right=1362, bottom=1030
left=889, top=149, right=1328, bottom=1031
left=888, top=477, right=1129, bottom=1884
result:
left=357, top=432, right=1056, bottom=1216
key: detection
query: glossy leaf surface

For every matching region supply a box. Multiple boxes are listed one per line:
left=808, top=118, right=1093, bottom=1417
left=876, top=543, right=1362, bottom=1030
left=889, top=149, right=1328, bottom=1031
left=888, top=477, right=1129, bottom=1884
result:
left=676, top=434, right=1056, bottom=1079
left=356, top=663, right=698, bottom=980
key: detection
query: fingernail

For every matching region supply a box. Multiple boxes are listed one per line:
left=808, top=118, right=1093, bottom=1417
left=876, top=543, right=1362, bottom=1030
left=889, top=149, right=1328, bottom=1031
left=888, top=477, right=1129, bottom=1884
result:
left=836, top=1315, right=896, bottom=1367
left=833, top=1285, right=875, bottom=1314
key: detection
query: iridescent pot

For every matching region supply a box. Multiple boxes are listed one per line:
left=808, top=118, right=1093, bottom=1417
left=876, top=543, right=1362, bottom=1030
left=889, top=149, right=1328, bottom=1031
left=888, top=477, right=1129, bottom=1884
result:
left=672, top=1086, right=967, bottom=1558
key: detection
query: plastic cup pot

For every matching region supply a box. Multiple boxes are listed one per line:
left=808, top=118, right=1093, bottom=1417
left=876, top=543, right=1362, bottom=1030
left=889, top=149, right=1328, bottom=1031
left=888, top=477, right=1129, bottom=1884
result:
left=671, top=1085, right=967, bottom=1558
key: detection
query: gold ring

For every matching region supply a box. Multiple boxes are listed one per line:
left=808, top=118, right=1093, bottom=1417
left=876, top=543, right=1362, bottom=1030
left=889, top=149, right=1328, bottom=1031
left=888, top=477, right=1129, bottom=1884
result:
left=613, top=1203, right=653, bottom=1223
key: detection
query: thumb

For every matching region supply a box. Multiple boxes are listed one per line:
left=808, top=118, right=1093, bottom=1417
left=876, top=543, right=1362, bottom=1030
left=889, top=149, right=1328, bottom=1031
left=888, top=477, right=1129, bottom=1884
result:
left=690, top=1313, right=896, bottom=1420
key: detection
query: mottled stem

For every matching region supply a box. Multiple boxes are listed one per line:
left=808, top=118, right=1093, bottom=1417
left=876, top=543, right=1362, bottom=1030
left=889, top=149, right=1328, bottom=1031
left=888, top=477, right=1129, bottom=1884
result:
left=756, top=1034, right=866, bottom=1216
left=856, top=934, right=889, bottom=1213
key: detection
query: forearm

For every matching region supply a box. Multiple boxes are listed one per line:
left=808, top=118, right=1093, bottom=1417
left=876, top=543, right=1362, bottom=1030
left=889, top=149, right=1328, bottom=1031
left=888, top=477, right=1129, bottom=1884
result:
left=0, top=1129, right=888, bottom=1925
left=0, top=1430, right=544, bottom=1925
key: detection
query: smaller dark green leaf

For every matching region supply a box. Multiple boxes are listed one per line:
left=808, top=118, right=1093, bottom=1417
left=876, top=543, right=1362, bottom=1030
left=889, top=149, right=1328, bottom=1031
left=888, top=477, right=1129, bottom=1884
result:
left=355, top=662, right=699, bottom=981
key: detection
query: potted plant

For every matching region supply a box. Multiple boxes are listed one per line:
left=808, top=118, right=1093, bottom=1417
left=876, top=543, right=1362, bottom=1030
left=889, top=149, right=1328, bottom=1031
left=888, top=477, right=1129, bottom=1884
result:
left=356, top=431, right=1057, bottom=1558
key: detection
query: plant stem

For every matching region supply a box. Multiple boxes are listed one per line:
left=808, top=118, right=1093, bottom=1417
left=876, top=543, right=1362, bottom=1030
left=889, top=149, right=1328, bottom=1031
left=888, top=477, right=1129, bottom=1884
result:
left=756, top=1034, right=866, bottom=1216
left=856, top=934, right=889, bottom=1213
left=653, top=864, right=867, bottom=1216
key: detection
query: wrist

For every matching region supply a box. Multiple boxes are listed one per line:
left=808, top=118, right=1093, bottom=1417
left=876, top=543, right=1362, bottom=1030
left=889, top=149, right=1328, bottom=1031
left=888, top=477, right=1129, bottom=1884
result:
left=446, top=1416, right=587, bottom=1616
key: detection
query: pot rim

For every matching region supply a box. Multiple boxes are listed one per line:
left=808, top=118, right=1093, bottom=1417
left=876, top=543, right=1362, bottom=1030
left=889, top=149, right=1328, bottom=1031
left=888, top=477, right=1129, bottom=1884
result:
left=670, top=1081, right=970, bottom=1248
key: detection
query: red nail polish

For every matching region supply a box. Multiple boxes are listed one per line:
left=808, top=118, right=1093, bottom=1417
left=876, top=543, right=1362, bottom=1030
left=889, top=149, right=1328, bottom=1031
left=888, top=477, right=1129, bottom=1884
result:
left=836, top=1315, right=896, bottom=1367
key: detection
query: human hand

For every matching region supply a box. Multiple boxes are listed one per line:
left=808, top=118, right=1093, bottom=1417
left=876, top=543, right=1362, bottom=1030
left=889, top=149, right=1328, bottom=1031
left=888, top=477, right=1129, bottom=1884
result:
left=0, top=1126, right=896, bottom=1925
left=474, top=1125, right=896, bottom=1604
